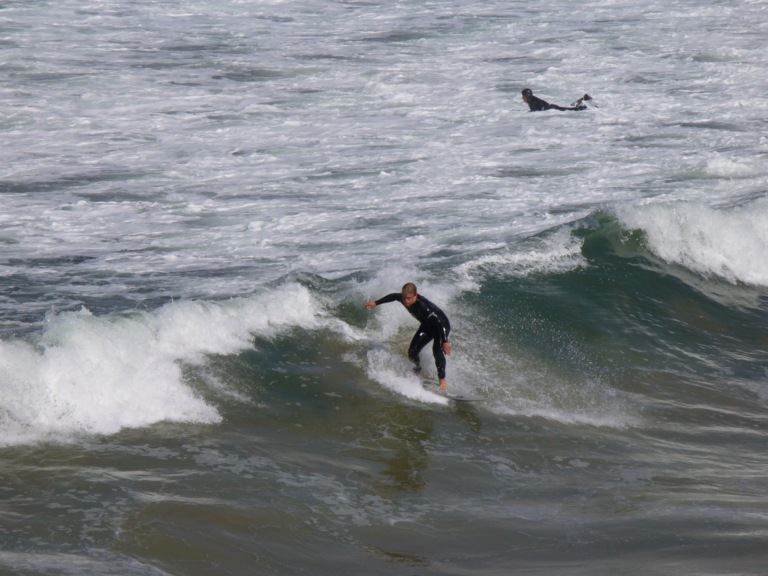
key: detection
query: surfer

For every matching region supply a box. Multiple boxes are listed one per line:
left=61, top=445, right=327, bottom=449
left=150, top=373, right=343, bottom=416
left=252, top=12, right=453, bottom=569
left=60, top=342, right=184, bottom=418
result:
left=522, top=88, right=591, bottom=111
left=365, top=283, right=452, bottom=392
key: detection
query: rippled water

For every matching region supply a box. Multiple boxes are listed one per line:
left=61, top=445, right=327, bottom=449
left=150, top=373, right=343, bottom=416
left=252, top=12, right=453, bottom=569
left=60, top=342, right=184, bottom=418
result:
left=2, top=0, right=768, bottom=574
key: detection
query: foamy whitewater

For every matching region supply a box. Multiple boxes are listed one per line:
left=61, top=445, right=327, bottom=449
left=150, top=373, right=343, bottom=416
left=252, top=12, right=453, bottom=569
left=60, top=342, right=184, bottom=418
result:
left=1, top=0, right=767, bottom=574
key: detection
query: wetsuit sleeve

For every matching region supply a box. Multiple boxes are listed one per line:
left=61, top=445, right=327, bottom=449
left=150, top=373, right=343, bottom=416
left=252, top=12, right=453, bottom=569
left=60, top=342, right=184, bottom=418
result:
left=374, top=293, right=402, bottom=306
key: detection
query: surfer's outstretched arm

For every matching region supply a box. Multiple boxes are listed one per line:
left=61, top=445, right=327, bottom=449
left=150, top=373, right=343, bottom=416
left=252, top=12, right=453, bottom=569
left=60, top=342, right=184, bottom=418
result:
left=364, top=293, right=400, bottom=309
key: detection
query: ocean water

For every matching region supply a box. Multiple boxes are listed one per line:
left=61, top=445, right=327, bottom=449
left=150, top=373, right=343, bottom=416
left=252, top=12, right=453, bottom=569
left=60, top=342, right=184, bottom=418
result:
left=2, top=0, right=768, bottom=574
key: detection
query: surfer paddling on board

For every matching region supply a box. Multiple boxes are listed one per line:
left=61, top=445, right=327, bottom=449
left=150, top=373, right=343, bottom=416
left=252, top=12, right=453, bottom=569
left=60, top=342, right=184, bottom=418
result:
left=365, top=283, right=452, bottom=393
left=521, top=88, right=593, bottom=111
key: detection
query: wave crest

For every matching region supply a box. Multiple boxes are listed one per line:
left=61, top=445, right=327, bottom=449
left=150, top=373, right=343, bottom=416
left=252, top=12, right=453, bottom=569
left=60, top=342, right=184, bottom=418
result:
left=0, top=283, right=326, bottom=445
left=616, top=199, right=768, bottom=286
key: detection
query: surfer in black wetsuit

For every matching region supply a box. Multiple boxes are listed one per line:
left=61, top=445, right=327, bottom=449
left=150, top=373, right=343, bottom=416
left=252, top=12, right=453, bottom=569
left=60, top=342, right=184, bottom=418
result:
left=365, top=282, right=452, bottom=392
left=522, top=88, right=591, bottom=111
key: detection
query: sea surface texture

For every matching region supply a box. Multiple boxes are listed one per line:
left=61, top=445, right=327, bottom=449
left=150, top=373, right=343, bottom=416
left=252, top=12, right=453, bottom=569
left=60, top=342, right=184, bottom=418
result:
left=2, top=0, right=768, bottom=574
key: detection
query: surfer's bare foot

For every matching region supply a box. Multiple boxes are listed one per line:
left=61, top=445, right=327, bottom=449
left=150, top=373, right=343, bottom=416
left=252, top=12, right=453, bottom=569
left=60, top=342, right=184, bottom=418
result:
left=439, top=378, right=447, bottom=393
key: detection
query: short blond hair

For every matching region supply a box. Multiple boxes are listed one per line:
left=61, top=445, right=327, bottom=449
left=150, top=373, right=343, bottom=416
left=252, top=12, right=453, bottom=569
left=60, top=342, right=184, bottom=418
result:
left=401, top=282, right=417, bottom=296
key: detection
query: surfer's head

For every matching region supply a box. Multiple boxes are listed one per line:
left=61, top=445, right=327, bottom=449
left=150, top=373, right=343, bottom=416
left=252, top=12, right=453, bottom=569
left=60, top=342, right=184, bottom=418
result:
left=521, top=88, right=532, bottom=101
left=401, top=282, right=418, bottom=306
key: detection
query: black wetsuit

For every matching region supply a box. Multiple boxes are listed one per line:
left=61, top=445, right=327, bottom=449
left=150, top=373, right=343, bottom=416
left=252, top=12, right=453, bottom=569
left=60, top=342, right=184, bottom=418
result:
left=375, top=293, right=451, bottom=379
left=526, top=94, right=586, bottom=112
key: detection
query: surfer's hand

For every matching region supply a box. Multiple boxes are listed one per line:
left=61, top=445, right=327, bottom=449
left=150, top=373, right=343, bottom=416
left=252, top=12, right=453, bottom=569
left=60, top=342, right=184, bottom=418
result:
left=364, top=300, right=377, bottom=309
left=442, top=341, right=452, bottom=356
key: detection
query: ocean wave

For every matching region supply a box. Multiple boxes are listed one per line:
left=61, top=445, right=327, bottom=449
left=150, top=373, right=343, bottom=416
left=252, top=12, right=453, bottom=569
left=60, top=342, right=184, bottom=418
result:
left=0, top=283, right=335, bottom=446
left=615, top=198, right=768, bottom=287
left=454, top=227, right=587, bottom=285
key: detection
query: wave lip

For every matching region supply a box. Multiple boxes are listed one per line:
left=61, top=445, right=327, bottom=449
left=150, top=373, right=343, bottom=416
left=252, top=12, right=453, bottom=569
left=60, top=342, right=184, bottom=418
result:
left=0, top=283, right=328, bottom=446
left=616, top=199, right=768, bottom=287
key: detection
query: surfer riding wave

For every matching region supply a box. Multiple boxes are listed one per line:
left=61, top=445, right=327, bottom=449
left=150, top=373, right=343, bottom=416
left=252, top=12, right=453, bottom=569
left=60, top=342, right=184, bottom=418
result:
left=365, top=283, right=452, bottom=392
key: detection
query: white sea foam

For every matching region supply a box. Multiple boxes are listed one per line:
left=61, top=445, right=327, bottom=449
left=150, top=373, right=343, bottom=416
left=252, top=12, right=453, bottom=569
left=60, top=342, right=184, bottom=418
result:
left=455, top=227, right=586, bottom=285
left=0, top=551, right=171, bottom=576
left=2, top=0, right=766, bottom=318
left=365, top=347, right=448, bottom=406
left=492, top=403, right=635, bottom=429
left=0, top=283, right=331, bottom=445
left=704, top=155, right=759, bottom=179
left=616, top=198, right=768, bottom=287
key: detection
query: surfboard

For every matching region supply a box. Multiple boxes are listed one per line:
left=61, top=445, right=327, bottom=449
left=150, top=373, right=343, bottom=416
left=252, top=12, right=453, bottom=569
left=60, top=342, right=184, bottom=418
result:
left=444, top=394, right=485, bottom=403
left=416, top=374, right=484, bottom=403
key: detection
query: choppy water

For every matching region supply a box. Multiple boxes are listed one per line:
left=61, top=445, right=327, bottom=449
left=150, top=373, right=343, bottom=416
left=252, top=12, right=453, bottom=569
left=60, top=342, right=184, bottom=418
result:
left=2, top=0, right=768, bottom=574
